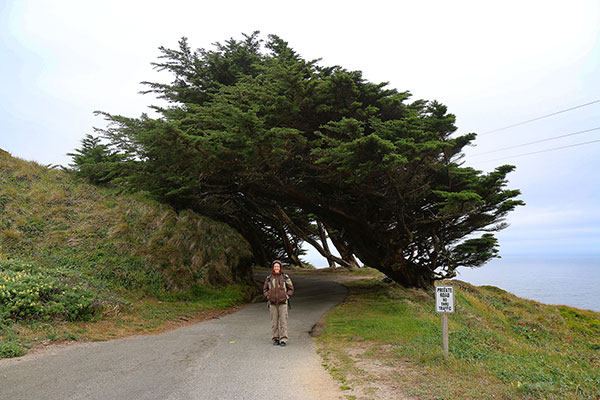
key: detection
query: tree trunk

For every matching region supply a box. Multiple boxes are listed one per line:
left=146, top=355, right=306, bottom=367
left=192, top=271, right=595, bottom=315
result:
left=378, top=259, right=435, bottom=289
left=276, top=222, right=304, bottom=268
left=317, top=220, right=336, bottom=268
left=343, top=253, right=360, bottom=270
left=275, top=207, right=352, bottom=268
left=324, top=223, right=360, bottom=270
left=237, top=226, right=270, bottom=268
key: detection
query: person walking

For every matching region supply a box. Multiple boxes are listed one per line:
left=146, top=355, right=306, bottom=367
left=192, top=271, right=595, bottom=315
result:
left=263, top=260, right=294, bottom=347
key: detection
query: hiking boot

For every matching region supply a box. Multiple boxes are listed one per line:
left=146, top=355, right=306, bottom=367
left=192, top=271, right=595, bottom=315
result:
left=280, top=341, right=286, bottom=347
left=273, top=339, right=280, bottom=346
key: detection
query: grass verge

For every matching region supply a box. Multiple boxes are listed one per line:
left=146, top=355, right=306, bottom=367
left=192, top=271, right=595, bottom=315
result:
left=1, top=277, right=254, bottom=358
left=317, top=278, right=600, bottom=400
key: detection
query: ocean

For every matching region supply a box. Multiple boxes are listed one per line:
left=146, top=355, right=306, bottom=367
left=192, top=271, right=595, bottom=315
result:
left=455, top=255, right=600, bottom=312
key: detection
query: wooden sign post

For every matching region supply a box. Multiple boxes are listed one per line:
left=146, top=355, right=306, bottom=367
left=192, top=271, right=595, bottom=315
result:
left=435, top=286, right=454, bottom=358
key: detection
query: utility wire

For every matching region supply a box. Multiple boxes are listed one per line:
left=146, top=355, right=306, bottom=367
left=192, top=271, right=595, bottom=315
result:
left=473, top=139, right=600, bottom=165
left=470, top=127, right=600, bottom=157
left=480, top=99, right=600, bottom=136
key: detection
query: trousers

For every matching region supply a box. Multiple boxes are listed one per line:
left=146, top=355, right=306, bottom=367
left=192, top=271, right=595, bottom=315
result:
left=269, top=303, right=288, bottom=341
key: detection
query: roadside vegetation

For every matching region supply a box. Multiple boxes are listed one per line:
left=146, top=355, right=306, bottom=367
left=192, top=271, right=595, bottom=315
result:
left=318, top=278, right=600, bottom=400
left=0, top=152, right=254, bottom=358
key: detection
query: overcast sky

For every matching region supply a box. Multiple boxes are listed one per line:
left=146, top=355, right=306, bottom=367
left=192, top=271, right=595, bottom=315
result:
left=1, top=0, right=599, bottom=267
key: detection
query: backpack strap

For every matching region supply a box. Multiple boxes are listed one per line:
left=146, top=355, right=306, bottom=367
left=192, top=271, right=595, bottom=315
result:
left=266, top=273, right=288, bottom=291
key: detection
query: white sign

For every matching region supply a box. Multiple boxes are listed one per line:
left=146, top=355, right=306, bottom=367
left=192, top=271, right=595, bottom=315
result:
left=436, top=286, right=454, bottom=313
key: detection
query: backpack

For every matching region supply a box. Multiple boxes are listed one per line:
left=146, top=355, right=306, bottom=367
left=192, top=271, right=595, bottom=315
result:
left=266, top=273, right=292, bottom=309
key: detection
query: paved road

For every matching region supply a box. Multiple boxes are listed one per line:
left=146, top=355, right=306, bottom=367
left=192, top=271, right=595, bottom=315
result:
left=0, top=272, right=346, bottom=400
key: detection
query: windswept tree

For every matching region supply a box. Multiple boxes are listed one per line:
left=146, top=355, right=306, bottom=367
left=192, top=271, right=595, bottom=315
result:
left=74, top=32, right=524, bottom=288
left=67, top=134, right=124, bottom=185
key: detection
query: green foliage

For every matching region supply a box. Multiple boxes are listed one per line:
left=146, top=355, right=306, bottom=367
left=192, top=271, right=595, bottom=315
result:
left=320, top=279, right=600, bottom=399
left=67, top=134, right=124, bottom=185
left=71, top=32, right=524, bottom=287
left=0, top=259, right=100, bottom=322
left=450, top=234, right=499, bottom=267
left=0, top=341, right=26, bottom=358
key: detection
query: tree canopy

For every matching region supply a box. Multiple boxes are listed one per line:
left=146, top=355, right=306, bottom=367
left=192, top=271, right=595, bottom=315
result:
left=70, top=32, right=524, bottom=288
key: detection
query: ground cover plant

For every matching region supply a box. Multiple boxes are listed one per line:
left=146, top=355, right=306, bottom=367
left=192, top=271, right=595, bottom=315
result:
left=0, top=271, right=252, bottom=359
left=318, top=278, right=600, bottom=400
left=0, top=259, right=99, bottom=322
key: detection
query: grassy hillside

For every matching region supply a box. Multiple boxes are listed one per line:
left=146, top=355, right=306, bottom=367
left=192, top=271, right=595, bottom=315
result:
left=0, top=150, right=254, bottom=357
left=318, top=278, right=600, bottom=400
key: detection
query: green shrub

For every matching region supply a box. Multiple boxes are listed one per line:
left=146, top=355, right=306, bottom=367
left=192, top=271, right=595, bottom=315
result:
left=0, top=259, right=100, bottom=322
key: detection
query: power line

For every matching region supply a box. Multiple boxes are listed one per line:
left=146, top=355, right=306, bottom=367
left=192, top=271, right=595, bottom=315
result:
left=480, top=99, right=600, bottom=136
left=470, top=127, right=600, bottom=157
left=472, top=139, right=600, bottom=165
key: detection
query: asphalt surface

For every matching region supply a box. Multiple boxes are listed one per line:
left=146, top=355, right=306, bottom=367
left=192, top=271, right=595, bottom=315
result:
left=0, top=272, right=347, bottom=400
